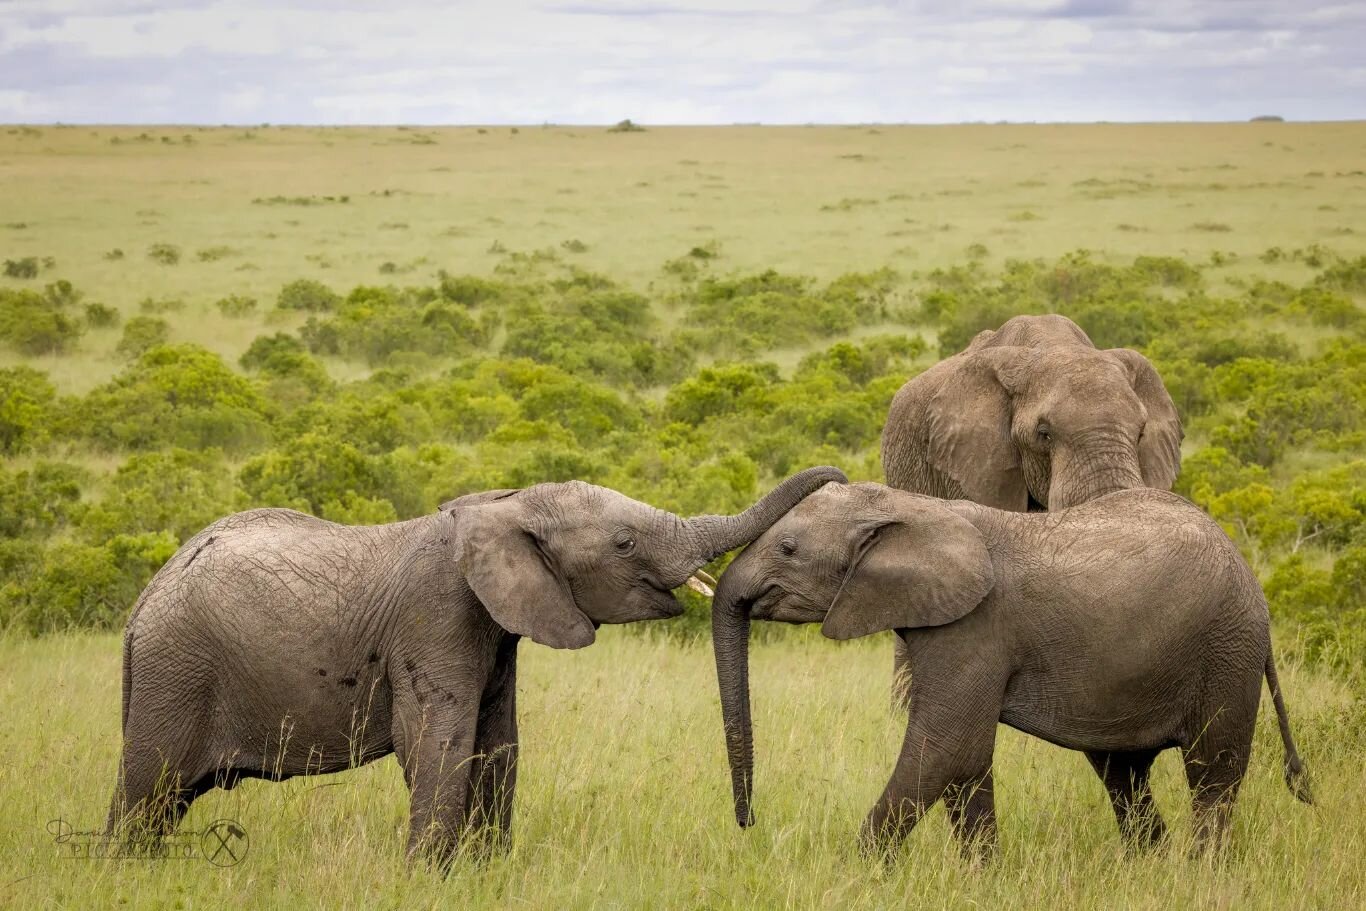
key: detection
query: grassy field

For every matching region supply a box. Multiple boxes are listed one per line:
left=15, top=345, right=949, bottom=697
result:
left=3, top=123, right=1365, bottom=391
left=2, top=123, right=1364, bottom=908
left=1, top=631, right=1362, bottom=910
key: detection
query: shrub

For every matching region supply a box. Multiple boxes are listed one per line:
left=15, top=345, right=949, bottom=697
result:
left=0, top=283, right=85, bottom=354
left=0, top=460, right=85, bottom=538
left=0, top=366, right=58, bottom=455
left=74, top=345, right=272, bottom=452
left=83, top=302, right=120, bottom=328
left=79, top=449, right=236, bottom=542
left=238, top=433, right=404, bottom=517
left=115, top=316, right=170, bottom=359
left=138, top=296, right=184, bottom=314
left=215, top=294, right=258, bottom=317
left=607, top=119, right=646, bottom=133
left=300, top=285, right=492, bottom=365
left=195, top=245, right=236, bottom=262
left=0, top=532, right=179, bottom=633
left=277, top=278, right=340, bottom=312
left=4, top=257, right=39, bottom=278
left=147, top=243, right=181, bottom=265
left=239, top=332, right=333, bottom=395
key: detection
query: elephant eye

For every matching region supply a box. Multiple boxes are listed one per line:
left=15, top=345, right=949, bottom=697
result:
left=779, top=538, right=797, bottom=557
left=614, top=535, right=636, bottom=556
left=1036, top=423, right=1051, bottom=443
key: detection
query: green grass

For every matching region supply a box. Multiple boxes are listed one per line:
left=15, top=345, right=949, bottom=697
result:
left=3, top=123, right=1365, bottom=390
left=1, top=631, right=1362, bottom=910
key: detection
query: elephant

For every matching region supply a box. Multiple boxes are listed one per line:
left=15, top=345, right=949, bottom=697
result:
left=881, top=314, right=1184, bottom=707
left=710, top=481, right=1311, bottom=860
left=106, top=466, right=845, bottom=868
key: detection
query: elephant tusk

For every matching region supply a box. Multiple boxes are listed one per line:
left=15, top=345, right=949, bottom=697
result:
left=685, top=575, right=715, bottom=597
left=694, top=569, right=717, bottom=588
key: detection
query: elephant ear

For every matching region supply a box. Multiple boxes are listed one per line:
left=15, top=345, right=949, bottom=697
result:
left=822, top=506, right=994, bottom=641
left=1107, top=348, right=1183, bottom=490
left=457, top=501, right=595, bottom=650
left=925, top=348, right=1029, bottom=511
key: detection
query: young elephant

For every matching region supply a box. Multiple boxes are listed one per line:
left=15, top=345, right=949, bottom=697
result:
left=711, top=482, right=1311, bottom=858
left=108, top=467, right=845, bottom=867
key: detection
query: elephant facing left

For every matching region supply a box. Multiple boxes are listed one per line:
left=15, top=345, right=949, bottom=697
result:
left=106, top=466, right=845, bottom=868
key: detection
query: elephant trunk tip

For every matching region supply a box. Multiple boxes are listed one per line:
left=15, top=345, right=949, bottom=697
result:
left=1286, top=758, right=1313, bottom=805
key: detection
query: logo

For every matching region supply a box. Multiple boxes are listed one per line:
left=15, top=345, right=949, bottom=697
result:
left=46, top=817, right=249, bottom=867
left=200, top=819, right=249, bottom=867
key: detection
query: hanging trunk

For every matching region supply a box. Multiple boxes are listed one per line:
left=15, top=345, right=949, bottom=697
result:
left=711, top=556, right=759, bottom=827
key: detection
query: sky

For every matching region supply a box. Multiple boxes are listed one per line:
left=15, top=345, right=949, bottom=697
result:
left=1, top=1, right=1362, bottom=125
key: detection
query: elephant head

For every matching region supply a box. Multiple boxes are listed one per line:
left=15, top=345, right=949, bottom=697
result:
left=442, top=466, right=848, bottom=649
left=711, top=482, right=993, bottom=827
left=908, top=332, right=1182, bottom=511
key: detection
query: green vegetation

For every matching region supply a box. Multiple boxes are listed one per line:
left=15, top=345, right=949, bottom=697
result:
left=1, top=251, right=1360, bottom=684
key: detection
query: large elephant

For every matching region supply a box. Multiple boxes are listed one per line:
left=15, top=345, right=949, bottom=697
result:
left=711, top=481, right=1311, bottom=859
left=881, top=314, right=1183, bottom=705
left=107, top=467, right=845, bottom=868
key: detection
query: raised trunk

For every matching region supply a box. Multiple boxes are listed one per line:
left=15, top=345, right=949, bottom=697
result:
left=683, top=466, right=845, bottom=562
left=711, top=562, right=757, bottom=828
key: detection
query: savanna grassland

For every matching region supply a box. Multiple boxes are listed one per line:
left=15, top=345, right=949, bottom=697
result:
left=1, top=122, right=1364, bottom=909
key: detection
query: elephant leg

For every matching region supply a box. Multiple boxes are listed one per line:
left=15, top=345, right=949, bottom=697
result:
left=467, top=637, right=519, bottom=857
left=943, top=766, right=997, bottom=863
left=1084, top=749, right=1166, bottom=848
left=890, top=635, right=912, bottom=712
left=107, top=693, right=212, bottom=839
left=862, top=689, right=999, bottom=859
left=393, top=687, right=482, bottom=870
left=1181, top=720, right=1253, bottom=853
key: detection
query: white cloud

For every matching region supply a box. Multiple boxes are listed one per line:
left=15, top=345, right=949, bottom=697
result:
left=0, top=0, right=1360, bottom=122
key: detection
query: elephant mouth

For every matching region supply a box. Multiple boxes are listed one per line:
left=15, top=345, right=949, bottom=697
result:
left=640, top=574, right=687, bottom=619
left=748, top=583, right=802, bottom=622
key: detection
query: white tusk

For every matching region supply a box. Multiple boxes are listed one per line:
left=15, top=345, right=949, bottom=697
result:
left=694, top=569, right=718, bottom=588
left=685, top=575, right=715, bottom=597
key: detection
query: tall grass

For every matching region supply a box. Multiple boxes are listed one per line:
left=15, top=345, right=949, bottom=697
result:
left=1, top=630, right=1360, bottom=909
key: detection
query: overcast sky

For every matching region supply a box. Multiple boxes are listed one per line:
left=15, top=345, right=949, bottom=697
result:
left=1, top=1, right=1362, bottom=124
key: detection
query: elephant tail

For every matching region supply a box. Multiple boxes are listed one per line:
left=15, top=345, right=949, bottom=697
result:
left=1265, top=647, right=1312, bottom=805
left=120, top=628, right=133, bottom=734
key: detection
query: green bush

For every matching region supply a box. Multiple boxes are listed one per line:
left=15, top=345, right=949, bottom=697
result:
left=115, top=316, right=170, bottom=359
left=74, top=345, right=272, bottom=453
left=79, top=449, right=236, bottom=542
left=0, top=532, right=179, bottom=633
left=138, top=296, right=184, bottom=314
left=215, top=294, right=258, bottom=317
left=0, top=283, right=85, bottom=354
left=0, top=460, right=85, bottom=538
left=2, top=249, right=1362, bottom=666
left=147, top=243, right=181, bottom=265
left=277, top=278, right=341, bottom=312
left=4, top=257, right=40, bottom=278
left=0, top=366, right=57, bottom=455
left=83, top=302, right=120, bottom=328
left=238, top=432, right=418, bottom=517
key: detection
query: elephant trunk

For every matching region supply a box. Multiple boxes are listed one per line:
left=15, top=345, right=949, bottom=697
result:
left=711, top=557, right=757, bottom=828
left=1050, top=435, right=1144, bottom=510
left=682, top=466, right=846, bottom=562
